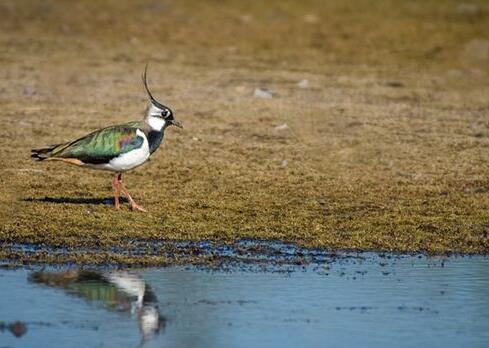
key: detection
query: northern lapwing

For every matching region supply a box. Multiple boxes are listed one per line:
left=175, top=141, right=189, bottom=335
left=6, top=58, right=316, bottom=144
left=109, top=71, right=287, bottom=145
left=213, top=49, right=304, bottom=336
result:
left=30, top=270, right=165, bottom=341
left=31, top=66, right=182, bottom=212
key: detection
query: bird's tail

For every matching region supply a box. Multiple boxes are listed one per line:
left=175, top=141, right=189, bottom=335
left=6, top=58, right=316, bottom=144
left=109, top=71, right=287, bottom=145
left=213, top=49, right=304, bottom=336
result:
left=31, top=144, right=63, bottom=161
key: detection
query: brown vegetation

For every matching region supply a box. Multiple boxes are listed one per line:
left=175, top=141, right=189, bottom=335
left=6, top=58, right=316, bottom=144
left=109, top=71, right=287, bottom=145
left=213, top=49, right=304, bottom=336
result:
left=1, top=0, right=489, bottom=263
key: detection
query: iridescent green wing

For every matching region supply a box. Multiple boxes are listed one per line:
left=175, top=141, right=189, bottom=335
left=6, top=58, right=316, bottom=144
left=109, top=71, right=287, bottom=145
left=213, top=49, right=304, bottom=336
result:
left=52, top=122, right=144, bottom=164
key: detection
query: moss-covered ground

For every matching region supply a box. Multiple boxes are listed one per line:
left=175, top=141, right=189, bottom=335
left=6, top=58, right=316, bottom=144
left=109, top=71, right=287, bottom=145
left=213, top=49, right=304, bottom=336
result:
left=1, top=0, right=489, bottom=263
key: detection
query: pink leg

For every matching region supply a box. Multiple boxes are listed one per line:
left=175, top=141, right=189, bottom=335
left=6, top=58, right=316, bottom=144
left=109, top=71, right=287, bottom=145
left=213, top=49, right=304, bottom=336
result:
left=112, top=173, right=122, bottom=210
left=118, top=174, right=147, bottom=212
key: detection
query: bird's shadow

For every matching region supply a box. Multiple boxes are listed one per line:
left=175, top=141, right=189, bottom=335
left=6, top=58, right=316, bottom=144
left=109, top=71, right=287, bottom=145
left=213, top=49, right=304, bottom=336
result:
left=23, top=197, right=127, bottom=206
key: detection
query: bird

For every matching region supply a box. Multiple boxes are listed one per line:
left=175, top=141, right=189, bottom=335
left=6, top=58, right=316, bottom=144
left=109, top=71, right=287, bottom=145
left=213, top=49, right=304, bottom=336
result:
left=29, top=269, right=166, bottom=342
left=31, top=66, right=182, bottom=212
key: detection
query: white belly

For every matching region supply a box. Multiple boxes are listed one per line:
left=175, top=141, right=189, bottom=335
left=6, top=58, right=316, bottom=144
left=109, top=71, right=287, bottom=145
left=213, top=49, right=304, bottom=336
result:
left=87, top=129, right=150, bottom=172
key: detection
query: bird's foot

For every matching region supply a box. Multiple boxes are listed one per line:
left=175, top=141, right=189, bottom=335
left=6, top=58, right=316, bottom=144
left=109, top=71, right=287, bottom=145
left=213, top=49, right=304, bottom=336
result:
left=130, top=202, right=147, bottom=212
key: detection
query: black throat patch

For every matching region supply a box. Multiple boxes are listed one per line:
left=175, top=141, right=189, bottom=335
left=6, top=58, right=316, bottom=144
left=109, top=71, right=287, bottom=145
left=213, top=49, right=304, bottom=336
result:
left=147, top=130, right=164, bottom=154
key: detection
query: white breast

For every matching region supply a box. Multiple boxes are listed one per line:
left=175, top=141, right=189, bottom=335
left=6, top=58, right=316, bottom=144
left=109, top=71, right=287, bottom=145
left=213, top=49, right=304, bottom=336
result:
left=105, top=271, right=145, bottom=304
left=89, top=129, right=150, bottom=172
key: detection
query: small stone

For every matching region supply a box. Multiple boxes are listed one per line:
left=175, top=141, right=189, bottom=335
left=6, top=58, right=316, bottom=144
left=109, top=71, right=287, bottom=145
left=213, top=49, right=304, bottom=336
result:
left=240, top=14, right=253, bottom=23
left=59, top=24, right=74, bottom=35
left=385, top=81, right=404, bottom=88
left=8, top=321, right=27, bottom=338
left=281, top=160, right=288, bottom=168
left=23, top=86, right=37, bottom=96
left=142, top=2, right=167, bottom=12
left=234, top=85, right=246, bottom=94
left=463, top=39, right=489, bottom=62
left=447, top=69, right=464, bottom=77
left=303, top=14, right=319, bottom=23
left=298, top=79, right=309, bottom=88
left=112, top=54, right=132, bottom=63
left=254, top=88, right=273, bottom=99
left=192, top=137, right=199, bottom=141
left=274, top=123, right=289, bottom=131
left=456, top=3, right=480, bottom=15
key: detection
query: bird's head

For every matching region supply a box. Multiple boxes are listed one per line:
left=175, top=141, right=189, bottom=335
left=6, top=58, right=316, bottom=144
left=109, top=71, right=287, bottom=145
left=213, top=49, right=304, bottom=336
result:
left=142, top=65, right=183, bottom=131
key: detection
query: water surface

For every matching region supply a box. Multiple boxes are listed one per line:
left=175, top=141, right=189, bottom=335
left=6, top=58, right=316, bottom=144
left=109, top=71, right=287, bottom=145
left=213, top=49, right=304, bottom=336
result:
left=1, top=251, right=489, bottom=348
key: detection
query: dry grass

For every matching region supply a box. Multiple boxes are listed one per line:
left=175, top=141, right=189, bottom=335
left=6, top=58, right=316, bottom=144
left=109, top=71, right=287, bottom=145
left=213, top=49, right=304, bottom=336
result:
left=1, top=0, right=489, bottom=263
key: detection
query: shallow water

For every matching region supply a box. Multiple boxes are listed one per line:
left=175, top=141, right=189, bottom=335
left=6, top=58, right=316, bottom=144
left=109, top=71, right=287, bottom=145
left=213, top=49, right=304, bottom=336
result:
left=1, top=252, right=489, bottom=348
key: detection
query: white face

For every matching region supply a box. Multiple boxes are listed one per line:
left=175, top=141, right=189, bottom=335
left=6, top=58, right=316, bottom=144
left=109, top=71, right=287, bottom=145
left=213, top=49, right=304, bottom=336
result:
left=147, top=116, right=166, bottom=131
left=145, top=103, right=168, bottom=131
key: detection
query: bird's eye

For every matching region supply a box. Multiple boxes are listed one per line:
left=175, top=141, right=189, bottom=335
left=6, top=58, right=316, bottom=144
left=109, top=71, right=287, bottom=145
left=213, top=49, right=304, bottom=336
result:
left=161, top=110, right=170, bottom=118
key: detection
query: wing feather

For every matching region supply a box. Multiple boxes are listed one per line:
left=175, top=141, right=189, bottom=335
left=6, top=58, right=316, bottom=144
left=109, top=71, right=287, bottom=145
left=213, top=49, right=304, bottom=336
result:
left=46, top=122, right=144, bottom=164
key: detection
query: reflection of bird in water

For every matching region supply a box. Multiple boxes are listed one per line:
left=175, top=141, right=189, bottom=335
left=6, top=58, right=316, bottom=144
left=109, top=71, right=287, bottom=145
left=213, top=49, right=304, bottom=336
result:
left=105, top=271, right=163, bottom=342
left=29, top=270, right=165, bottom=343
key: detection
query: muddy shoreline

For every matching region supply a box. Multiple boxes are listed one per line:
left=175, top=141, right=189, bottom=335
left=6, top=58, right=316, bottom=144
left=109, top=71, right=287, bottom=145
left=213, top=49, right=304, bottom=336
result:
left=1, top=238, right=482, bottom=268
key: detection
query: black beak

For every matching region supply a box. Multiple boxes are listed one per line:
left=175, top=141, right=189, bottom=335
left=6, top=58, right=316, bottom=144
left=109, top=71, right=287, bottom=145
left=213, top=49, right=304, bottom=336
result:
left=171, top=120, right=183, bottom=129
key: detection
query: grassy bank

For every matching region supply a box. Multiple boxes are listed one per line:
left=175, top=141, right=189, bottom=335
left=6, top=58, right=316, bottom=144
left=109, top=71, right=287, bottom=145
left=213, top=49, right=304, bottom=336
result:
left=1, top=0, right=489, bottom=263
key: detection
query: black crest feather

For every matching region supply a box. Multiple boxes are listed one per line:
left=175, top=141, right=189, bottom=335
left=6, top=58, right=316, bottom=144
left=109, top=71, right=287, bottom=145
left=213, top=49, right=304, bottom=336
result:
left=142, top=64, right=166, bottom=110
